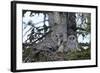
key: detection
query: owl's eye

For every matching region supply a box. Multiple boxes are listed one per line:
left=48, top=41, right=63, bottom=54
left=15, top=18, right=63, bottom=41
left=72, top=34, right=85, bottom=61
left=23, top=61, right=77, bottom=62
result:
left=73, top=37, right=74, bottom=40
left=69, top=37, right=72, bottom=40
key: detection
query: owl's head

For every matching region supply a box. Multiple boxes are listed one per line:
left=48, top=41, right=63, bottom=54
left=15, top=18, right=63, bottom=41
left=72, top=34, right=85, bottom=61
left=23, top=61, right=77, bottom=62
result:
left=68, top=35, right=76, bottom=42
